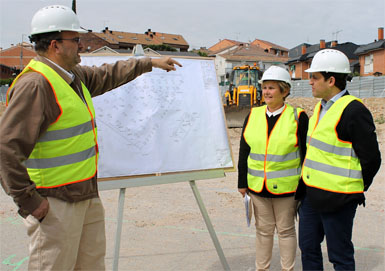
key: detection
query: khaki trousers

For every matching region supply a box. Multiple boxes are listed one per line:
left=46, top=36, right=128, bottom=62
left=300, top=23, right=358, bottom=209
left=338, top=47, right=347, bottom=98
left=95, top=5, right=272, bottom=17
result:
left=23, top=197, right=106, bottom=271
left=250, top=194, right=297, bottom=271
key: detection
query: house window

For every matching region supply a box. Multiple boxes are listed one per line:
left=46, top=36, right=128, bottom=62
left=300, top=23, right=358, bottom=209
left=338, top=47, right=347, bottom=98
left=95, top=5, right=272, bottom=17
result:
left=290, top=65, right=296, bottom=78
left=364, top=54, right=373, bottom=74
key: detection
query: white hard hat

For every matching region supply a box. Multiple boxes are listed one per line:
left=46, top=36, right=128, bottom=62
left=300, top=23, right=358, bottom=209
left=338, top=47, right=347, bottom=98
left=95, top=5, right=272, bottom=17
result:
left=305, top=49, right=351, bottom=74
left=259, top=66, right=292, bottom=87
left=31, top=5, right=87, bottom=36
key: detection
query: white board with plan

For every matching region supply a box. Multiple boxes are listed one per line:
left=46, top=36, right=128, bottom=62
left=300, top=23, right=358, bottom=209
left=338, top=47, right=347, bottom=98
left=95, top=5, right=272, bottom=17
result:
left=80, top=55, right=233, bottom=179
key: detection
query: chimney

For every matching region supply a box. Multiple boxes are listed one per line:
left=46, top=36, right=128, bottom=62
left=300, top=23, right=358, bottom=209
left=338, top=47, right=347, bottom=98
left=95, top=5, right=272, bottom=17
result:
left=378, top=27, right=384, bottom=40
left=320, top=39, right=326, bottom=49
left=331, top=40, right=338, bottom=47
left=301, top=44, right=307, bottom=54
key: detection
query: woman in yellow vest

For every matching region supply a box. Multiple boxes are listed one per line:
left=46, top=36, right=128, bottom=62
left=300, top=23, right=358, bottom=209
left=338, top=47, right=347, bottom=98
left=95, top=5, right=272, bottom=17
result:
left=238, top=66, right=308, bottom=271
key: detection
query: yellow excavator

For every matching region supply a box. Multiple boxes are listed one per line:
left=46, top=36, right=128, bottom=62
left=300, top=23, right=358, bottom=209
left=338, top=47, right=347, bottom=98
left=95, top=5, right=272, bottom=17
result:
left=224, top=64, right=264, bottom=127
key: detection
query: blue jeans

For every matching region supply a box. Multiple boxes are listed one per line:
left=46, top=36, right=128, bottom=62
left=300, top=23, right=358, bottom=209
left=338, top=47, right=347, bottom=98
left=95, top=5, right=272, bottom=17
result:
left=298, top=196, right=358, bottom=271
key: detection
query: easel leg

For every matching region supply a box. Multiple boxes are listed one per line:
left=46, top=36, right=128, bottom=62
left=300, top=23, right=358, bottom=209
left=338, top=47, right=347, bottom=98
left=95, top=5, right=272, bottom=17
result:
left=189, top=180, right=231, bottom=271
left=113, top=188, right=126, bottom=271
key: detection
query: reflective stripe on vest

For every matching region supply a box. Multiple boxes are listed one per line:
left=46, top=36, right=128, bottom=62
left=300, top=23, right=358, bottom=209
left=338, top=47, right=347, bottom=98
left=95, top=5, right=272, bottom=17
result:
left=25, top=146, right=96, bottom=169
left=302, top=95, right=364, bottom=194
left=306, top=136, right=358, bottom=158
left=250, top=151, right=299, bottom=162
left=38, top=120, right=96, bottom=142
left=244, top=104, right=303, bottom=195
left=8, top=60, right=98, bottom=188
left=249, top=167, right=301, bottom=179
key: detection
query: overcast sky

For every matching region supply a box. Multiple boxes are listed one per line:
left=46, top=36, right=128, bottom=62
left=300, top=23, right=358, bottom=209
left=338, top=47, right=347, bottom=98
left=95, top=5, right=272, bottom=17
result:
left=1, top=0, right=384, bottom=50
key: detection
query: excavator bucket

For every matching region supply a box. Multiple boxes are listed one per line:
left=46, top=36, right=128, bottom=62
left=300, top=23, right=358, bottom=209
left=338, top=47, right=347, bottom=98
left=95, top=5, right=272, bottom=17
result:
left=224, top=106, right=251, bottom=128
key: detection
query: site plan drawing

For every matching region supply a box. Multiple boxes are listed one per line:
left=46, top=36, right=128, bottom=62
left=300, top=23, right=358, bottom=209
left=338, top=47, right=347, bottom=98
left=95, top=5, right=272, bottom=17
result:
left=81, top=55, right=233, bottom=178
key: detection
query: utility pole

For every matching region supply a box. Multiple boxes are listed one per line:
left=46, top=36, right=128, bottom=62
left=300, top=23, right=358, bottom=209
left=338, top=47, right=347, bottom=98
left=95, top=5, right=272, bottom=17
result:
left=19, top=34, right=26, bottom=72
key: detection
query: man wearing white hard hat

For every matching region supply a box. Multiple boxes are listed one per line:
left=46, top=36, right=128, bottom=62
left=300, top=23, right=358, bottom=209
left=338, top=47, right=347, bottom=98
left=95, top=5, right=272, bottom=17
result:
left=0, top=5, right=181, bottom=270
left=238, top=66, right=308, bottom=270
left=297, top=49, right=381, bottom=270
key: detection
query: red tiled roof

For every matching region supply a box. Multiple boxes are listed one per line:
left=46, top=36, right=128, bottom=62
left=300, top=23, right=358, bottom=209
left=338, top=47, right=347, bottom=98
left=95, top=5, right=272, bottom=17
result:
left=0, top=45, right=36, bottom=69
left=208, top=39, right=243, bottom=52
left=94, top=30, right=188, bottom=47
left=251, top=39, right=288, bottom=51
left=219, top=44, right=288, bottom=62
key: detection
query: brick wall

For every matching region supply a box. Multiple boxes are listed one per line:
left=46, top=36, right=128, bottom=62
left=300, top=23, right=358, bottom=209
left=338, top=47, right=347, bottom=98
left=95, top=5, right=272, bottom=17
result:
left=79, top=32, right=113, bottom=53
left=359, top=50, right=385, bottom=76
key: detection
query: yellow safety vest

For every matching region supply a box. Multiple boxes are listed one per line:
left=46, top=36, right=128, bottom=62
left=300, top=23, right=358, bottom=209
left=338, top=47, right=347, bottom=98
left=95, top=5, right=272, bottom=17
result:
left=302, top=95, right=364, bottom=194
left=244, top=104, right=303, bottom=195
left=7, top=60, right=98, bottom=188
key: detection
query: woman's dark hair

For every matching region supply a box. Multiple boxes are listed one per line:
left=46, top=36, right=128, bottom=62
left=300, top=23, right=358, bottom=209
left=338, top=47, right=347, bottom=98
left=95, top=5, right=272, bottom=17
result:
left=320, top=72, right=351, bottom=91
left=29, top=32, right=62, bottom=53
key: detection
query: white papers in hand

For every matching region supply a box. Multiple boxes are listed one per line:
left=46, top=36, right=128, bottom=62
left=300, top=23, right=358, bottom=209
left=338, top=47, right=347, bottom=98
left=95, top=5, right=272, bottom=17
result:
left=244, top=194, right=253, bottom=227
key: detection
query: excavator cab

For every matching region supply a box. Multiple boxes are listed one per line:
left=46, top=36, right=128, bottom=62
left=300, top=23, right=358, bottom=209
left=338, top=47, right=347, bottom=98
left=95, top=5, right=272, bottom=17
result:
left=224, top=65, right=263, bottom=107
left=224, top=64, right=264, bottom=127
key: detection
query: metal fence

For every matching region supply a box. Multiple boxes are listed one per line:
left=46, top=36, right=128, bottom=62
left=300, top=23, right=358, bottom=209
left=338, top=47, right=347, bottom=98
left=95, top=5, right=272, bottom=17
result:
left=0, top=86, right=8, bottom=102
left=219, top=76, right=385, bottom=100
left=290, top=76, right=385, bottom=98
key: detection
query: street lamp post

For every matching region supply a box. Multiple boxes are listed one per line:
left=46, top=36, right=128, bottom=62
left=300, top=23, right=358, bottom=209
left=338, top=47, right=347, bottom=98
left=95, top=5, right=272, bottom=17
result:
left=19, top=34, right=26, bottom=73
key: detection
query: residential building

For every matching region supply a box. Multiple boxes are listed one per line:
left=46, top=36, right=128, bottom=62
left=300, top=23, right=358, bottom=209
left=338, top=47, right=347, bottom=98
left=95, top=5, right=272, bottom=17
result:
left=354, top=27, right=385, bottom=76
left=0, top=42, right=36, bottom=79
left=0, top=28, right=189, bottom=79
left=208, top=39, right=243, bottom=53
left=210, top=43, right=289, bottom=84
left=287, top=40, right=359, bottom=79
left=79, top=31, right=112, bottom=53
left=250, top=39, right=289, bottom=57
left=80, top=28, right=189, bottom=53
left=1, top=64, right=17, bottom=80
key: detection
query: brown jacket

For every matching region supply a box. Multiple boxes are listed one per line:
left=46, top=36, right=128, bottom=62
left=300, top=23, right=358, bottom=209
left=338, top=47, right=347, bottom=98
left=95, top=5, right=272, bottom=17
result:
left=0, top=55, right=152, bottom=217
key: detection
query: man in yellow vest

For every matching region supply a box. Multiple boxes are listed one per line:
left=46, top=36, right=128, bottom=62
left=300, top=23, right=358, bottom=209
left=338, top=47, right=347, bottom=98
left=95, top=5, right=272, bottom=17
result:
left=0, top=5, right=181, bottom=270
left=296, top=49, right=381, bottom=270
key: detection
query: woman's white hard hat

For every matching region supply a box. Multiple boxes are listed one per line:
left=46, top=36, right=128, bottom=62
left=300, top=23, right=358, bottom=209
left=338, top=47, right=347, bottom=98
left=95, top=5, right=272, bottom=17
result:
left=305, top=49, right=351, bottom=74
left=259, top=66, right=292, bottom=87
left=31, top=5, right=87, bottom=35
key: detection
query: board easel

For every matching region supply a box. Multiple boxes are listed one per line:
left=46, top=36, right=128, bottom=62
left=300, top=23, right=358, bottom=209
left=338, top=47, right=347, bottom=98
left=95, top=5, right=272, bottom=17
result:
left=98, top=169, right=231, bottom=271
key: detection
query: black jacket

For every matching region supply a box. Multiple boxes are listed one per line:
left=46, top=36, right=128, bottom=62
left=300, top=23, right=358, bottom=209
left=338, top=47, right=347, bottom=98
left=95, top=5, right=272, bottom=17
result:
left=296, top=92, right=381, bottom=212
